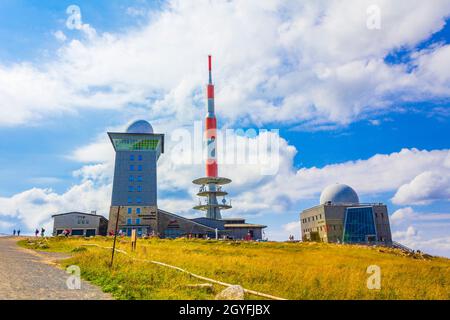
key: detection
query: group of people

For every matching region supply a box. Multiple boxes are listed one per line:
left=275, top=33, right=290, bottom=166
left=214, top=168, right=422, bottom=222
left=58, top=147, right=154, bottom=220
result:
left=12, top=227, right=46, bottom=237
left=35, top=228, right=45, bottom=237
left=288, top=234, right=296, bottom=241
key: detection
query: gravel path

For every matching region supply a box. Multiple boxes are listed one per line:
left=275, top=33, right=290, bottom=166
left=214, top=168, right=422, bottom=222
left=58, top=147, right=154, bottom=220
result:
left=0, top=237, right=112, bottom=300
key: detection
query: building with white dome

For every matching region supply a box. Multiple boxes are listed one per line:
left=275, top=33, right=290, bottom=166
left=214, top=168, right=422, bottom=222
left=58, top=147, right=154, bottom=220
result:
left=300, top=183, right=392, bottom=244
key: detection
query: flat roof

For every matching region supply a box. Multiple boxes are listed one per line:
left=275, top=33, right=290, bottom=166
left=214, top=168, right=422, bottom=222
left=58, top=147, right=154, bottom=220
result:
left=51, top=212, right=108, bottom=219
left=224, top=224, right=267, bottom=228
left=301, top=202, right=386, bottom=213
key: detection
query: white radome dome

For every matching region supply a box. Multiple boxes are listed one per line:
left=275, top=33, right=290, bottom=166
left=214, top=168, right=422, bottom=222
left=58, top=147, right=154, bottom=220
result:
left=320, top=183, right=359, bottom=204
left=126, top=120, right=153, bottom=134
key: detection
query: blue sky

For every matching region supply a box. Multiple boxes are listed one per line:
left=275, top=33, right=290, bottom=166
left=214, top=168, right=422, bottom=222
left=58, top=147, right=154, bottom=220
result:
left=0, top=0, right=449, bottom=257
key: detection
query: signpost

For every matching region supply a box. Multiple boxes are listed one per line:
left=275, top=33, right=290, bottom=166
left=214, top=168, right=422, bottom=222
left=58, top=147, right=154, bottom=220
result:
left=131, top=229, right=137, bottom=251
left=110, top=206, right=121, bottom=268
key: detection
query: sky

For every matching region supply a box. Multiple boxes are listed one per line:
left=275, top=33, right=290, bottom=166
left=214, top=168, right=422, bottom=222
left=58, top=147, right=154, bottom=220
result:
left=0, top=0, right=449, bottom=257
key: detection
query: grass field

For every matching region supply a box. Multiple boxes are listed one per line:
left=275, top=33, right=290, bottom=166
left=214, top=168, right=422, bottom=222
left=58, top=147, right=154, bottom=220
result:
left=18, top=237, right=450, bottom=300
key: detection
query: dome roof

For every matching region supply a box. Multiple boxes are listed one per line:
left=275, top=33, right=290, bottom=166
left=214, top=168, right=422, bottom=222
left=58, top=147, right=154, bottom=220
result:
left=126, top=120, right=153, bottom=134
left=319, top=183, right=359, bottom=204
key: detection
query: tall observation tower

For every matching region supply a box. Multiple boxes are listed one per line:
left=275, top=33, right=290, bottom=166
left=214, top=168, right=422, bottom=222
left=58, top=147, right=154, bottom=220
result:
left=193, top=56, right=232, bottom=220
left=107, top=120, right=164, bottom=236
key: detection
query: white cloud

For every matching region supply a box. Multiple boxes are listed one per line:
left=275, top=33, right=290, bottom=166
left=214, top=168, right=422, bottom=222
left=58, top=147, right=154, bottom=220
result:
left=53, top=30, right=67, bottom=42
left=392, top=170, right=450, bottom=205
left=393, top=225, right=418, bottom=238
left=391, top=207, right=450, bottom=225
left=283, top=221, right=300, bottom=234
left=0, top=0, right=450, bottom=127
left=0, top=176, right=111, bottom=233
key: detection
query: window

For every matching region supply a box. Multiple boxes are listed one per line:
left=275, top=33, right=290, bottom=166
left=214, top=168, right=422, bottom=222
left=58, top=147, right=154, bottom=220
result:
left=128, top=186, right=134, bottom=192
left=129, top=175, right=134, bottom=182
left=112, top=138, right=159, bottom=151
left=136, top=197, right=142, bottom=203
left=137, top=186, right=142, bottom=192
left=136, top=218, right=141, bottom=225
left=343, top=207, right=377, bottom=243
left=127, top=208, right=132, bottom=214
left=138, top=165, right=143, bottom=171
left=127, top=218, right=132, bottom=225
left=137, top=176, right=143, bottom=182
left=138, top=155, right=143, bottom=161
left=127, top=197, right=132, bottom=204
left=136, top=208, right=141, bottom=214
left=130, top=155, right=135, bottom=161
left=130, top=165, right=135, bottom=171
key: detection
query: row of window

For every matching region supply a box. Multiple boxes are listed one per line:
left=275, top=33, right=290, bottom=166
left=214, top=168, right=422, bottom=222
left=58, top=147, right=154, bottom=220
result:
left=302, top=214, right=323, bottom=224
left=128, top=186, right=143, bottom=192
left=127, top=207, right=142, bottom=214
left=129, top=155, right=143, bottom=161
left=303, top=225, right=341, bottom=233
left=129, top=175, right=143, bottom=182
left=128, top=197, right=142, bottom=204
left=127, top=218, right=141, bottom=225
left=129, top=165, right=143, bottom=171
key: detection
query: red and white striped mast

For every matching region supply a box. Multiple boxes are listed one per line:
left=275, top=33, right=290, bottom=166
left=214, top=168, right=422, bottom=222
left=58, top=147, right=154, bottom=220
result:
left=193, top=55, right=232, bottom=220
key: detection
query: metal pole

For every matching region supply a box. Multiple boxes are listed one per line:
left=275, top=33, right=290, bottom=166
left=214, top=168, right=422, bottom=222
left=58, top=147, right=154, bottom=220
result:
left=110, top=205, right=121, bottom=268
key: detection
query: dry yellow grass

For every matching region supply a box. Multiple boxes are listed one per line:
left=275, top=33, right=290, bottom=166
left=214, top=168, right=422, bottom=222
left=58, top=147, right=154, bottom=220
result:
left=19, top=237, right=450, bottom=300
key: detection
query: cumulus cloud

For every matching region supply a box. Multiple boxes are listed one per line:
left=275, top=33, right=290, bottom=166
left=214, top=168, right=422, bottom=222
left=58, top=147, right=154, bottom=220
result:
left=0, top=178, right=111, bottom=233
left=283, top=221, right=300, bottom=234
left=392, top=170, right=450, bottom=205
left=391, top=207, right=450, bottom=225
left=0, top=0, right=450, bottom=127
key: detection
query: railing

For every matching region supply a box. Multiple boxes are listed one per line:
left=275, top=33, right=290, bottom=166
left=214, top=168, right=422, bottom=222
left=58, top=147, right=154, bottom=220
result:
left=392, top=241, right=415, bottom=253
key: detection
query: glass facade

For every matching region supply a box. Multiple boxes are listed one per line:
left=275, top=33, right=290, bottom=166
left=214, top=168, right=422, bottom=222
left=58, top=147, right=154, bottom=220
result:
left=112, top=138, right=160, bottom=151
left=343, top=207, right=377, bottom=243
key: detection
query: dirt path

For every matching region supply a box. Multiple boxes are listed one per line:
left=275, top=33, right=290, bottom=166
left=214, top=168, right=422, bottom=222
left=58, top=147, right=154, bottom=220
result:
left=0, top=237, right=112, bottom=300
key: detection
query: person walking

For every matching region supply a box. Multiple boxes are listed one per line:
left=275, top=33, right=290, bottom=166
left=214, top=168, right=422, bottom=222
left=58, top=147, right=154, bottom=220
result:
left=41, top=227, right=45, bottom=237
left=35, top=229, right=39, bottom=237
left=17, top=229, right=20, bottom=236
left=13, top=229, right=16, bottom=236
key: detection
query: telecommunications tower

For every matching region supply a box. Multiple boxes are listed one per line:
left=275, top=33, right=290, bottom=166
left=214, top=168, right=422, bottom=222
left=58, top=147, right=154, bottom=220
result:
left=193, top=55, right=232, bottom=220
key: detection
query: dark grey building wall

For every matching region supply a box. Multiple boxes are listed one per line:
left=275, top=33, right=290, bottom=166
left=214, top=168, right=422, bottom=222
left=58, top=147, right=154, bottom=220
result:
left=111, top=151, right=157, bottom=206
